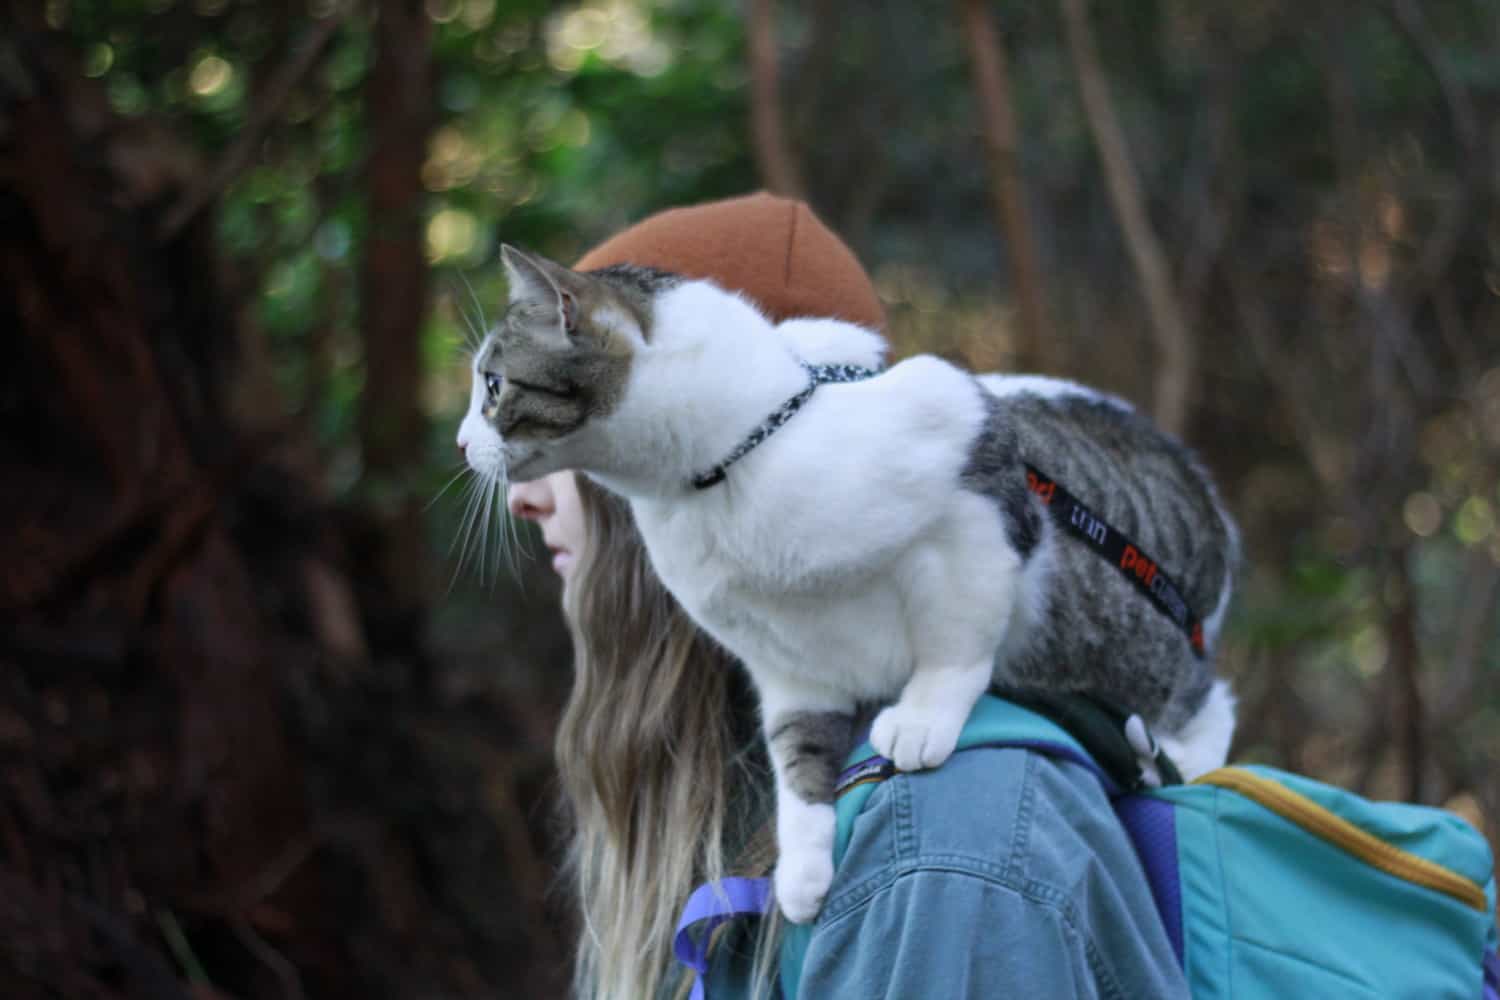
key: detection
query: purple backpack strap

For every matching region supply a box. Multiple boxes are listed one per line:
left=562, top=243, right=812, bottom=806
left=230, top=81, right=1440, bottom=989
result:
left=1113, top=794, right=1185, bottom=965
left=1483, top=947, right=1500, bottom=1000
left=673, top=876, right=772, bottom=1000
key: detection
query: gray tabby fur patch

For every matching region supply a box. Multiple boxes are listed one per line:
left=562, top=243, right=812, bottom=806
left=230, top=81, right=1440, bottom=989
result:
left=768, top=710, right=858, bottom=803
left=763, top=384, right=1236, bottom=796
left=963, top=384, right=1238, bottom=733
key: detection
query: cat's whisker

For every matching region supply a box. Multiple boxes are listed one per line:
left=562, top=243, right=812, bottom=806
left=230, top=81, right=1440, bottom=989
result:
left=445, top=479, right=483, bottom=596
left=426, top=466, right=472, bottom=512
left=484, top=469, right=507, bottom=586
left=459, top=270, right=490, bottom=344
left=473, top=475, right=496, bottom=585
left=499, top=468, right=528, bottom=580
left=444, top=276, right=488, bottom=370
left=441, top=457, right=530, bottom=592
left=459, top=316, right=481, bottom=353
left=449, top=477, right=484, bottom=563
left=458, top=473, right=501, bottom=591
left=435, top=474, right=475, bottom=597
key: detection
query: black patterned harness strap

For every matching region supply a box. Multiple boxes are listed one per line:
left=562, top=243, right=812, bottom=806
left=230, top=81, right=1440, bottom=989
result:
left=689, top=370, right=1209, bottom=659
left=690, top=363, right=881, bottom=490
left=1024, top=464, right=1208, bottom=658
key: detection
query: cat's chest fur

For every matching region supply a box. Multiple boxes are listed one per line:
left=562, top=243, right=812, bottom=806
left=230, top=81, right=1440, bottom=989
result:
left=640, top=518, right=918, bottom=697
left=625, top=356, right=1002, bottom=695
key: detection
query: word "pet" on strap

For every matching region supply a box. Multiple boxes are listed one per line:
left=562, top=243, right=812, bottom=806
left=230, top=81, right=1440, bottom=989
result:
left=1025, top=464, right=1207, bottom=657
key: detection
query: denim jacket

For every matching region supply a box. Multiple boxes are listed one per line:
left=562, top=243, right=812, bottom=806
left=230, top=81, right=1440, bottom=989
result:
left=703, top=743, right=1187, bottom=998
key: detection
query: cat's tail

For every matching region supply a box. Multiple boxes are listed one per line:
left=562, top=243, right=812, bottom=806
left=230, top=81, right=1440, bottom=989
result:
left=1157, top=679, right=1237, bottom=781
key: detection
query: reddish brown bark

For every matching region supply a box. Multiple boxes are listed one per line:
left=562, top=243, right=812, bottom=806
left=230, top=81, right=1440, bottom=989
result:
left=747, top=0, right=804, bottom=197
left=1060, top=0, right=1196, bottom=434
left=358, top=0, right=436, bottom=654
left=959, top=0, right=1057, bottom=370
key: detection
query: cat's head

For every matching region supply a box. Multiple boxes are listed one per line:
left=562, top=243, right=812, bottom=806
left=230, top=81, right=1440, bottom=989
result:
left=456, top=245, right=671, bottom=484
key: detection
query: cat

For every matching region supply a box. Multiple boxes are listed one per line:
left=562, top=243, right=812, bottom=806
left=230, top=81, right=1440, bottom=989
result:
left=457, top=245, right=1240, bottom=924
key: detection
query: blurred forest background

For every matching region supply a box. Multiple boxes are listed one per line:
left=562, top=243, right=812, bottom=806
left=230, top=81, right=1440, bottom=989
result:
left=3, top=0, right=1498, bottom=996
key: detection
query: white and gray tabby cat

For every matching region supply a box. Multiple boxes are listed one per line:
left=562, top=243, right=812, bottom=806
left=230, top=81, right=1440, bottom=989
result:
left=457, top=246, right=1240, bottom=924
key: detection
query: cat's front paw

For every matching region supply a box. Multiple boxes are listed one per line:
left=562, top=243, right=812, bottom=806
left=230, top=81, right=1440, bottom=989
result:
left=870, top=702, right=964, bottom=771
left=774, top=843, right=834, bottom=924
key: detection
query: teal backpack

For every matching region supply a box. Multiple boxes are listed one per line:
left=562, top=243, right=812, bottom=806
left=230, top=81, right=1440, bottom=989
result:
left=676, top=694, right=1500, bottom=999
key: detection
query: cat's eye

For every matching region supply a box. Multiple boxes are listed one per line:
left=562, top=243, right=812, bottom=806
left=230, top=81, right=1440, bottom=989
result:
left=485, top=373, right=502, bottom=398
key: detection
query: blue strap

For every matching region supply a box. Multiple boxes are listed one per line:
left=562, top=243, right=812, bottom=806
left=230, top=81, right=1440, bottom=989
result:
left=675, top=702, right=1117, bottom=998
left=676, top=696, right=1120, bottom=998
left=836, top=739, right=1118, bottom=800
left=1483, top=948, right=1500, bottom=1000
left=672, top=877, right=772, bottom=1000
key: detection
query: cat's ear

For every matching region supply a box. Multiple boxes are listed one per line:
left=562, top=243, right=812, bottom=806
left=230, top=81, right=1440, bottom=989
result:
left=501, top=244, right=580, bottom=336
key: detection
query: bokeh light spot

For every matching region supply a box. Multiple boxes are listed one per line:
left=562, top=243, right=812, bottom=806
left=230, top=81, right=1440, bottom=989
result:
left=545, top=1, right=673, bottom=77
left=425, top=0, right=461, bottom=23
left=84, top=43, right=114, bottom=78
left=1350, top=624, right=1387, bottom=679
left=189, top=54, right=233, bottom=97
left=1455, top=496, right=1495, bottom=546
left=1402, top=492, right=1442, bottom=538
left=427, top=209, right=479, bottom=263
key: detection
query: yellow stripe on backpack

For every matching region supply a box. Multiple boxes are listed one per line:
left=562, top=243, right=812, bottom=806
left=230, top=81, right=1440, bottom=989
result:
left=1195, top=766, right=1488, bottom=912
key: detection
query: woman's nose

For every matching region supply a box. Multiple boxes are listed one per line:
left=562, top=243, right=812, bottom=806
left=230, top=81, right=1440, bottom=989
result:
left=507, top=480, right=554, bottom=521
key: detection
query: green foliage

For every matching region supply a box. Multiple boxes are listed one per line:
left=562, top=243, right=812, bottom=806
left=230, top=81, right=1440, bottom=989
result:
left=48, top=0, right=1500, bottom=808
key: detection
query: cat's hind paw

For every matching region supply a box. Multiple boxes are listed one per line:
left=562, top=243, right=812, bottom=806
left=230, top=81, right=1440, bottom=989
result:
left=870, top=702, right=964, bottom=772
left=774, top=844, right=834, bottom=924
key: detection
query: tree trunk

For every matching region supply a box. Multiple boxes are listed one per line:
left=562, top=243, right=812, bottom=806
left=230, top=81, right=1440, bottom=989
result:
left=959, top=0, right=1057, bottom=371
left=1060, top=0, right=1195, bottom=434
left=358, top=0, right=435, bottom=662
left=746, top=0, right=804, bottom=197
left=0, top=28, right=342, bottom=998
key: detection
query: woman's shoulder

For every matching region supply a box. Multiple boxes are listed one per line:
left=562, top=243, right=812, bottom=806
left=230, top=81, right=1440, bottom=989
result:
left=805, top=743, right=1188, bottom=999
left=827, top=743, right=1131, bottom=919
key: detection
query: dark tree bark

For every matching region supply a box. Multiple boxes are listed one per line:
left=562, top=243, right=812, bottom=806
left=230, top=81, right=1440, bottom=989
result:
left=1060, top=0, right=1195, bottom=435
left=959, top=0, right=1057, bottom=371
left=0, top=21, right=570, bottom=997
left=1385, top=553, right=1427, bottom=803
left=358, top=0, right=436, bottom=662
left=0, top=26, right=343, bottom=999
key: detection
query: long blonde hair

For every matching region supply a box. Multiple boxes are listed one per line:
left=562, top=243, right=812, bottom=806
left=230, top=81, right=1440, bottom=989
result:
left=555, top=475, right=774, bottom=999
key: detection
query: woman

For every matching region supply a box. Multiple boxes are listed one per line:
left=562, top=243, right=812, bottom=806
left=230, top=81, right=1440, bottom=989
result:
left=506, top=194, right=1184, bottom=999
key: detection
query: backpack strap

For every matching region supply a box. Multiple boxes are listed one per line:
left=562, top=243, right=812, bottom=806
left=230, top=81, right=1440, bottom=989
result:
left=679, top=693, right=1182, bottom=999
left=992, top=686, right=1184, bottom=789
left=672, top=877, right=772, bottom=1000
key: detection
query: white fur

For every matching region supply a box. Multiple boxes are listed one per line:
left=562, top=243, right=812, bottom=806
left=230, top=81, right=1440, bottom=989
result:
left=755, top=681, right=843, bottom=921
left=1202, top=504, right=1241, bottom=649
left=1202, top=562, right=1235, bottom=648
left=591, top=304, right=645, bottom=347
left=777, top=317, right=888, bottom=370
left=457, top=352, right=504, bottom=475
left=467, top=279, right=1027, bottom=921
left=1157, top=679, right=1237, bottom=781
left=978, top=372, right=1132, bottom=410
left=464, top=277, right=1234, bottom=922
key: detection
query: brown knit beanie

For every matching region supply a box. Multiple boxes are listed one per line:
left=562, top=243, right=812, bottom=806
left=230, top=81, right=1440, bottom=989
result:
left=575, top=191, right=885, bottom=331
